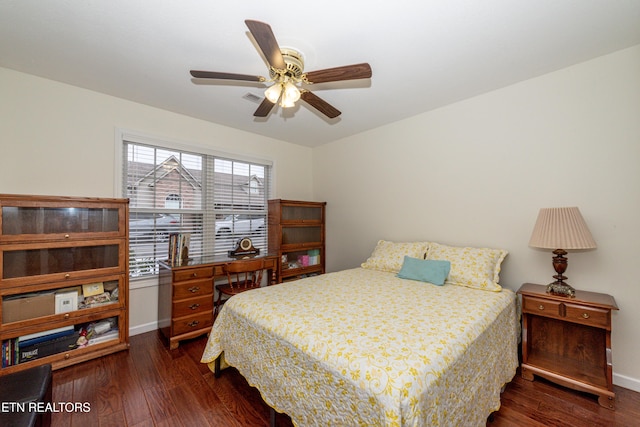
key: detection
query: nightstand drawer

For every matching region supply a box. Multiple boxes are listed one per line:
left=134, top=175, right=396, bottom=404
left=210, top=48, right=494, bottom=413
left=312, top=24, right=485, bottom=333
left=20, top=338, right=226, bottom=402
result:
left=565, top=303, right=610, bottom=328
left=522, top=296, right=563, bottom=318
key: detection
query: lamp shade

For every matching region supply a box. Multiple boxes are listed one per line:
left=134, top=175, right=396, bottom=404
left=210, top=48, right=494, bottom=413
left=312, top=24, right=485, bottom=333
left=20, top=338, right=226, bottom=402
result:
left=529, top=207, right=597, bottom=250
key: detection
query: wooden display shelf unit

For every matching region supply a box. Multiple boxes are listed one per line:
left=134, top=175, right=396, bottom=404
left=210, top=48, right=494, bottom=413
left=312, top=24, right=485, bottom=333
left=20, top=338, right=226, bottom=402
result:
left=0, top=194, right=129, bottom=375
left=518, top=283, right=618, bottom=409
left=268, top=199, right=326, bottom=283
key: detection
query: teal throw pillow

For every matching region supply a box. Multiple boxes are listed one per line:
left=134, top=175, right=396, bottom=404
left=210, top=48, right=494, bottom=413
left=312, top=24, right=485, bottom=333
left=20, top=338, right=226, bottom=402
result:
left=397, top=256, right=451, bottom=285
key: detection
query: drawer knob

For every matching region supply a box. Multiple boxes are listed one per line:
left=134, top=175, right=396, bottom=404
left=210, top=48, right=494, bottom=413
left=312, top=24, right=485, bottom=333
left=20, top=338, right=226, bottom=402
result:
left=538, top=305, right=545, bottom=310
left=582, top=313, right=590, bottom=319
left=64, top=234, right=70, bottom=238
left=189, top=303, right=200, bottom=310
left=188, top=286, right=200, bottom=293
left=192, top=273, right=198, bottom=277
left=64, top=313, right=70, bottom=319
left=187, top=320, right=200, bottom=327
left=65, top=273, right=70, bottom=279
left=65, top=353, right=71, bottom=359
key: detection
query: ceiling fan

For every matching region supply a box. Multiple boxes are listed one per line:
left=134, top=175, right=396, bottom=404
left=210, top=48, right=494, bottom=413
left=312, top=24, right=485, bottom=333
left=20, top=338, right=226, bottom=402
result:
left=190, top=20, right=372, bottom=119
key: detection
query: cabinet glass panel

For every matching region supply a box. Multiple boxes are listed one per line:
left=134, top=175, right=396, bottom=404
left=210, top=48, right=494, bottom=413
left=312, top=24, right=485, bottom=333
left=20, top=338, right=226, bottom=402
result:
left=281, top=226, right=321, bottom=245
left=281, top=206, right=322, bottom=222
left=1, top=206, right=120, bottom=236
left=3, top=245, right=120, bottom=279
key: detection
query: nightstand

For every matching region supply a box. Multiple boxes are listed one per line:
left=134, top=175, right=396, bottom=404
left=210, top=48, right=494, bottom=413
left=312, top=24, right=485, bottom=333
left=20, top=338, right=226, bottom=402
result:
left=517, top=283, right=619, bottom=409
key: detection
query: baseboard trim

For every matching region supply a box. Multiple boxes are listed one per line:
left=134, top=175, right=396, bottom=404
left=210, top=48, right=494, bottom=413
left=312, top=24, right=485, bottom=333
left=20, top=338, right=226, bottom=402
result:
left=614, top=372, right=640, bottom=393
left=129, top=321, right=158, bottom=337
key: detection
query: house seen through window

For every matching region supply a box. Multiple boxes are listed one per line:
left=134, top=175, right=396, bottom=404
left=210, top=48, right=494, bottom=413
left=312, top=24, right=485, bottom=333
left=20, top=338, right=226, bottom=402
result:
left=122, top=140, right=271, bottom=278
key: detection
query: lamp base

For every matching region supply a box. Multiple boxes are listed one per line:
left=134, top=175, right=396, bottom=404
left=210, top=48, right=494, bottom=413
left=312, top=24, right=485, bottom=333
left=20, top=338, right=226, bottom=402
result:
left=546, top=281, right=576, bottom=298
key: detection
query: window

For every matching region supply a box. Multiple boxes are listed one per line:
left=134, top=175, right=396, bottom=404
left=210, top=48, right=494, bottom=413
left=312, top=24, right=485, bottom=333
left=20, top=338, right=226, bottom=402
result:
left=122, top=138, right=271, bottom=278
left=165, top=193, right=181, bottom=209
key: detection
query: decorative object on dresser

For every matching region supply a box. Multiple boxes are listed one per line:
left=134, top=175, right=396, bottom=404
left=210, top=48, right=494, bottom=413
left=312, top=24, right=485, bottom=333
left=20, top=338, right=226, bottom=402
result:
left=268, top=199, right=326, bottom=283
left=157, top=254, right=279, bottom=349
left=228, top=236, right=260, bottom=257
left=518, top=283, right=618, bottom=409
left=529, top=206, right=597, bottom=297
left=0, top=194, right=129, bottom=376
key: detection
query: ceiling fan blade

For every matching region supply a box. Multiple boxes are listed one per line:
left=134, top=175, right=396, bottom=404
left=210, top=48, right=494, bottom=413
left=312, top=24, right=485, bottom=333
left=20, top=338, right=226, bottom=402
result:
left=304, top=63, right=372, bottom=84
left=190, top=70, right=264, bottom=82
left=254, top=98, right=276, bottom=117
left=245, top=20, right=286, bottom=70
left=300, top=91, right=341, bottom=118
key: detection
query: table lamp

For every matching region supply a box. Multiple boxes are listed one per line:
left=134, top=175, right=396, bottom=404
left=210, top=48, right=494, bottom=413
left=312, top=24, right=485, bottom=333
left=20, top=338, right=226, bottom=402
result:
left=529, top=207, right=597, bottom=297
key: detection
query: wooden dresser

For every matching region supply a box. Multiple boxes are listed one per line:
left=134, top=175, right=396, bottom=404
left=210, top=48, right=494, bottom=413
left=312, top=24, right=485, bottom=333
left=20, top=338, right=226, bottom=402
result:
left=518, top=283, right=618, bottom=409
left=158, top=254, right=278, bottom=349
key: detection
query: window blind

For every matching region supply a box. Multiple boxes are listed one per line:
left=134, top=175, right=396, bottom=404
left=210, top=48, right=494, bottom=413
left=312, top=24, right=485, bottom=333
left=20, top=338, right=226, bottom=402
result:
left=122, top=140, right=271, bottom=278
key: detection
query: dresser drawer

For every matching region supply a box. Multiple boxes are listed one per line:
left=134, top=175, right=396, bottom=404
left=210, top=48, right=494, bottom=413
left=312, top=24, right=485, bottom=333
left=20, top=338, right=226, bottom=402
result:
left=173, top=267, right=214, bottom=282
left=172, top=311, right=213, bottom=335
left=173, top=280, right=213, bottom=300
left=522, top=296, right=563, bottom=318
left=565, top=303, right=610, bottom=328
left=172, top=295, right=213, bottom=318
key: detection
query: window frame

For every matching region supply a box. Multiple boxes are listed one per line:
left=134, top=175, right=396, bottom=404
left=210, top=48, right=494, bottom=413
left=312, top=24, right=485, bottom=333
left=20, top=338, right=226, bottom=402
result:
left=115, top=129, right=273, bottom=281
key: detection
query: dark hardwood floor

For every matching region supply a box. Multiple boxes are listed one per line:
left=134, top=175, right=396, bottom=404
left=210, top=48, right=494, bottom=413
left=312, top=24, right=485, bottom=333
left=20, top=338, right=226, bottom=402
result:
left=50, top=331, right=640, bottom=427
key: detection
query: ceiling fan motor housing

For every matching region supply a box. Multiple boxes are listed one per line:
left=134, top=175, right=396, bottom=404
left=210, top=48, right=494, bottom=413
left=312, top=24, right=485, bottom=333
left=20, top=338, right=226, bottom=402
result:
left=270, top=47, right=304, bottom=80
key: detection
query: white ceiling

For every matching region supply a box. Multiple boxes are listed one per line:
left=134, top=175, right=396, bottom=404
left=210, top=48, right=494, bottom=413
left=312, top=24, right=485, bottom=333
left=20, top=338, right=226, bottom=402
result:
left=1, top=1, right=639, bottom=148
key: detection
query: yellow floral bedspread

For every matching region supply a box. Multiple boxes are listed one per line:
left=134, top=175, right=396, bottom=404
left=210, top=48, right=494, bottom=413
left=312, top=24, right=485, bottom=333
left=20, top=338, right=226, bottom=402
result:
left=202, top=268, right=519, bottom=426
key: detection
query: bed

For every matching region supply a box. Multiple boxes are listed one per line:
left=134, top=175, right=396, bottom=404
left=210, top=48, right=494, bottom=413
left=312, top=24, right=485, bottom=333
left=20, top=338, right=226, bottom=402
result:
left=201, top=241, right=519, bottom=426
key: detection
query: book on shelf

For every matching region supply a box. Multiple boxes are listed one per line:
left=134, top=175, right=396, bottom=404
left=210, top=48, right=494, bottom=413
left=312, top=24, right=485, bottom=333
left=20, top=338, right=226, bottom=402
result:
left=19, top=331, right=80, bottom=363
left=18, top=325, right=75, bottom=346
left=88, top=329, right=119, bottom=346
left=168, top=233, right=191, bottom=265
left=2, top=338, right=19, bottom=367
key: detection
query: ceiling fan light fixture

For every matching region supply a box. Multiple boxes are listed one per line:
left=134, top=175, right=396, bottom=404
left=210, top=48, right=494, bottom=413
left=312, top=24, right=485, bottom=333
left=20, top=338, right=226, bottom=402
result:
left=264, top=83, right=283, bottom=103
left=281, top=81, right=301, bottom=108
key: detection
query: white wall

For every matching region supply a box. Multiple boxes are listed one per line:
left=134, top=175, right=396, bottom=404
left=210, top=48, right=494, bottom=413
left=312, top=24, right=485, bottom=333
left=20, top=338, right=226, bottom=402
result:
left=313, top=45, right=640, bottom=391
left=2, top=44, right=639, bottom=392
left=0, top=67, right=314, bottom=336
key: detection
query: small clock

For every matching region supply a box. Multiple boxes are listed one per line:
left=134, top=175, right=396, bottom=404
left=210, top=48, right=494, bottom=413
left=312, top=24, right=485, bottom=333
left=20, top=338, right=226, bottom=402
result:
left=239, top=237, right=253, bottom=251
left=228, top=236, right=260, bottom=257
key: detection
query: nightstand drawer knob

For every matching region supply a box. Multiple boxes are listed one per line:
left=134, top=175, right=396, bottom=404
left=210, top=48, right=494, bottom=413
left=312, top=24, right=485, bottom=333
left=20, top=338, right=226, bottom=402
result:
left=538, top=305, right=545, bottom=310
left=189, top=303, right=200, bottom=310
left=582, top=313, right=590, bottom=319
left=188, top=286, right=200, bottom=293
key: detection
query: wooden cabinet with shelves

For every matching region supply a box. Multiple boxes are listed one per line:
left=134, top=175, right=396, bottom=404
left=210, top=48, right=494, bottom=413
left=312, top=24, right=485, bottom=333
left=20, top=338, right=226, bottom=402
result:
left=0, top=194, right=129, bottom=375
left=518, top=283, right=618, bottom=409
left=268, top=199, right=326, bottom=283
